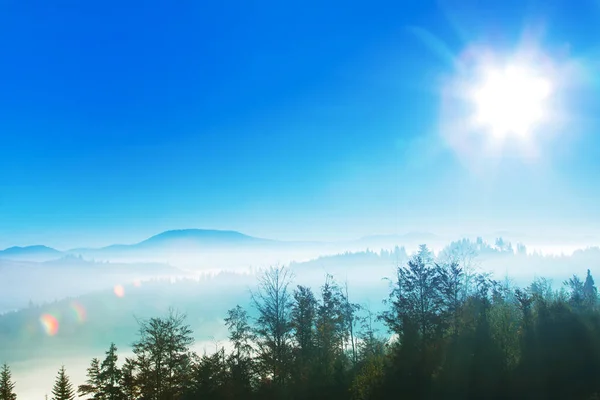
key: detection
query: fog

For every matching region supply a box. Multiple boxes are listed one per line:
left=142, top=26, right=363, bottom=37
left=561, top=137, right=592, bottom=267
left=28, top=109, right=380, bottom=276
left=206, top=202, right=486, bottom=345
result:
left=10, top=341, right=236, bottom=400
left=2, top=231, right=600, bottom=398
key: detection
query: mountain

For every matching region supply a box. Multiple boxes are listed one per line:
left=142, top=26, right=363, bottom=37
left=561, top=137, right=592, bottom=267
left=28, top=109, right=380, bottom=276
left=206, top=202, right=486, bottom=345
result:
left=65, top=229, right=291, bottom=267
left=0, top=245, right=63, bottom=262
left=1, top=229, right=476, bottom=270
left=136, top=229, right=274, bottom=248
left=69, top=229, right=277, bottom=256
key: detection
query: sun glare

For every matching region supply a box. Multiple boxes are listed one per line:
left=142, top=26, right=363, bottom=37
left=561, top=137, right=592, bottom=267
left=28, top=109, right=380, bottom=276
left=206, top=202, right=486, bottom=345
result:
left=439, top=35, right=577, bottom=169
left=470, top=64, right=552, bottom=139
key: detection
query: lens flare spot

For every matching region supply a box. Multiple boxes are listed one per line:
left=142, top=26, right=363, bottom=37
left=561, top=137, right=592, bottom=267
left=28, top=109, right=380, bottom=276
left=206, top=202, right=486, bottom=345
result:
left=70, top=302, right=87, bottom=323
left=133, top=279, right=142, bottom=287
left=40, top=314, right=59, bottom=336
left=113, top=285, right=125, bottom=298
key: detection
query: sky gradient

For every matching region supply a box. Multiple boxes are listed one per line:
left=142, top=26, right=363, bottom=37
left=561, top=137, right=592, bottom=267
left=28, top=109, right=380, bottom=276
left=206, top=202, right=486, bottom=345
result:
left=1, top=0, right=600, bottom=249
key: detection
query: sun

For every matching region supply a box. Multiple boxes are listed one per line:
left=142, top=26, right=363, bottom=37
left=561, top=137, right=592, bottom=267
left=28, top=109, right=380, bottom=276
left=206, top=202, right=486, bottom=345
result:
left=438, top=31, right=580, bottom=170
left=469, top=63, right=552, bottom=140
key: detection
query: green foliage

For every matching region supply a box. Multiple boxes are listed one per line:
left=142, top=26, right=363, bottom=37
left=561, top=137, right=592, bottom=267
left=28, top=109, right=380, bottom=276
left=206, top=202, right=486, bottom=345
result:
left=225, top=305, right=254, bottom=360
left=51, top=366, right=75, bottom=400
left=77, top=358, right=101, bottom=399
left=100, top=343, right=125, bottom=399
left=119, top=358, right=139, bottom=399
left=0, top=363, right=17, bottom=400
left=8, top=252, right=600, bottom=400
left=350, top=355, right=385, bottom=400
left=251, top=266, right=294, bottom=388
left=129, top=309, right=195, bottom=399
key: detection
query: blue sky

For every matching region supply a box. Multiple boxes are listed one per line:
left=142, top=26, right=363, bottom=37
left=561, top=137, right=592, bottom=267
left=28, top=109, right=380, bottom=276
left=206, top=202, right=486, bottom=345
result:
left=1, top=0, right=599, bottom=249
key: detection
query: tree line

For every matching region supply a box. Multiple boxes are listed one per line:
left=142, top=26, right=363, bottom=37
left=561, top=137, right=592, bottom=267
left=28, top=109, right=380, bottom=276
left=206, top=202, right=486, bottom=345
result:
left=2, top=244, right=600, bottom=399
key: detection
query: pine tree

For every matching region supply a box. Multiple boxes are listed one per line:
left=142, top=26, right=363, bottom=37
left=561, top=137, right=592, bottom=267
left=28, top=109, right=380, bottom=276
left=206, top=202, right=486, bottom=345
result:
left=51, top=366, right=75, bottom=400
left=291, top=285, right=317, bottom=364
left=77, top=358, right=101, bottom=399
left=120, top=358, right=139, bottom=400
left=583, top=269, right=598, bottom=308
left=381, top=254, right=443, bottom=345
left=0, top=363, right=17, bottom=400
left=186, top=348, right=229, bottom=399
left=315, top=275, right=346, bottom=384
left=417, top=244, right=434, bottom=266
left=289, top=285, right=318, bottom=397
left=436, top=261, right=465, bottom=336
left=99, top=343, right=124, bottom=400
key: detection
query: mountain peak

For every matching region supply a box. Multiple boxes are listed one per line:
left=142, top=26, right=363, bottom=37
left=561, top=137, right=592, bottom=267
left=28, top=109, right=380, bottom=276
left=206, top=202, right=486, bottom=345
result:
left=0, top=245, right=63, bottom=261
left=1, top=245, right=61, bottom=254
left=135, top=229, right=271, bottom=248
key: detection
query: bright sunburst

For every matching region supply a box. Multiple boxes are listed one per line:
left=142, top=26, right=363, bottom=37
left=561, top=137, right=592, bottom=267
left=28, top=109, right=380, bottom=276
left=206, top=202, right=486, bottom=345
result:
left=439, top=34, right=578, bottom=169
left=470, top=64, right=552, bottom=139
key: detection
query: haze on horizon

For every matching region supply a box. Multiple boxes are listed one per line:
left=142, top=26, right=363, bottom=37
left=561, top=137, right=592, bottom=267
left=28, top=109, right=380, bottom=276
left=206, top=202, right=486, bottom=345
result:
left=1, top=0, right=600, bottom=251
left=4, top=2, right=600, bottom=398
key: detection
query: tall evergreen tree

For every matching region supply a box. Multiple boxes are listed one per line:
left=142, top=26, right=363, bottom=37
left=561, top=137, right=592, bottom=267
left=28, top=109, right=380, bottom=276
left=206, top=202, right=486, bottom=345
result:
left=584, top=269, right=598, bottom=308
left=381, top=254, right=442, bottom=345
left=120, top=358, right=139, bottom=400
left=185, top=349, right=229, bottom=400
left=436, top=261, right=464, bottom=336
left=291, top=285, right=317, bottom=363
left=77, top=358, right=101, bottom=399
left=315, top=276, right=346, bottom=384
left=0, top=363, right=17, bottom=400
left=99, top=343, right=125, bottom=400
left=417, top=244, right=434, bottom=266
left=51, top=366, right=75, bottom=400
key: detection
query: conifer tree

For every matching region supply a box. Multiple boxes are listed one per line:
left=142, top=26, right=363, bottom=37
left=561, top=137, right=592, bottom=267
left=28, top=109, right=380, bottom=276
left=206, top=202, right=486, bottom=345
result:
left=51, top=366, right=75, bottom=400
left=315, top=275, right=346, bottom=383
left=291, top=285, right=317, bottom=365
left=120, top=358, right=139, bottom=400
left=584, top=269, right=598, bottom=308
left=77, top=358, right=101, bottom=399
left=0, top=363, right=17, bottom=400
left=99, top=343, right=124, bottom=400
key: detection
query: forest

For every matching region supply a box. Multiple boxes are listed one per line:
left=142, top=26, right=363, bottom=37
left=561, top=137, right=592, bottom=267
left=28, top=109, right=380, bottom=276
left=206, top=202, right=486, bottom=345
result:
left=2, top=244, right=600, bottom=400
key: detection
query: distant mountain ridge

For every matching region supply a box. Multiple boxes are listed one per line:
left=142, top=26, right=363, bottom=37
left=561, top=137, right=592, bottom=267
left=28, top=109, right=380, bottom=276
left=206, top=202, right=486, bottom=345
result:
left=0, top=228, right=443, bottom=262
left=0, top=245, right=63, bottom=261
left=138, top=229, right=274, bottom=247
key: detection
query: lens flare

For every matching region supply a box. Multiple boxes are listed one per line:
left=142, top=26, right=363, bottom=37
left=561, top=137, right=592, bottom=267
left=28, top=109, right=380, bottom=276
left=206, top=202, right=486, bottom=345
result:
left=70, top=301, right=87, bottom=323
left=439, top=34, right=578, bottom=170
left=133, top=279, right=142, bottom=287
left=113, top=284, right=125, bottom=298
left=40, top=314, right=59, bottom=336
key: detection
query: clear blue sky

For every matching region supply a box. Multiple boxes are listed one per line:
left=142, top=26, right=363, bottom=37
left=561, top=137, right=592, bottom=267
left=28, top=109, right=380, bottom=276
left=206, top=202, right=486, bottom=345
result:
left=1, top=0, right=599, bottom=249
